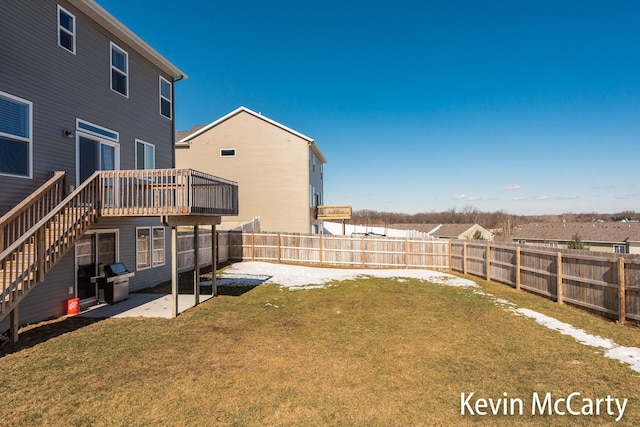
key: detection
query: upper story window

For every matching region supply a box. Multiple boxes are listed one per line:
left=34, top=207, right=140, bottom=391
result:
left=0, top=91, right=32, bottom=178
left=159, top=77, right=172, bottom=119
left=110, top=42, right=128, bottom=97
left=136, top=140, right=155, bottom=169
left=220, top=148, right=236, bottom=157
left=57, top=5, right=76, bottom=54
left=548, top=241, right=558, bottom=248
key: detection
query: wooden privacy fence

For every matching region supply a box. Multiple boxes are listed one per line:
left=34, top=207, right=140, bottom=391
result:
left=178, top=230, right=640, bottom=323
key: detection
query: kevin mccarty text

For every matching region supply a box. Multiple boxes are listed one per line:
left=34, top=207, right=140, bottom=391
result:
left=461, top=392, right=628, bottom=422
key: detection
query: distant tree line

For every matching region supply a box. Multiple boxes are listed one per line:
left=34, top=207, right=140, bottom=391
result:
left=349, top=206, right=640, bottom=237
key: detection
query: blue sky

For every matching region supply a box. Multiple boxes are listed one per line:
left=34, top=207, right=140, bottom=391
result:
left=98, top=0, right=640, bottom=215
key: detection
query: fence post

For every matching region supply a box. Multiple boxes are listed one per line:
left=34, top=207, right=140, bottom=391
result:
left=463, top=242, right=467, bottom=275
left=557, top=252, right=563, bottom=305
left=515, top=246, right=521, bottom=291
left=277, top=233, right=281, bottom=263
left=362, top=236, right=366, bottom=268
left=486, top=242, right=491, bottom=281
left=448, top=240, right=452, bottom=271
left=618, top=257, right=626, bottom=325
left=319, top=233, right=323, bottom=265
left=405, top=238, right=409, bottom=268
left=251, top=231, right=255, bottom=261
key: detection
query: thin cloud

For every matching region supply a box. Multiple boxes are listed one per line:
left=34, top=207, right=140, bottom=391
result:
left=453, top=194, right=466, bottom=200
left=502, top=184, right=521, bottom=191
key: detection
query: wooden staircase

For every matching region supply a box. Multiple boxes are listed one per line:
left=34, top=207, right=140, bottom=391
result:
left=1, top=172, right=100, bottom=340
left=0, top=168, right=238, bottom=342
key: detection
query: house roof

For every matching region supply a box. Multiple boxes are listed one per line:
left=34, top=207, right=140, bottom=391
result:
left=176, top=106, right=327, bottom=163
left=512, top=222, right=640, bottom=244
left=175, top=125, right=206, bottom=143
left=390, top=224, right=441, bottom=233
left=431, top=224, right=484, bottom=238
left=69, top=0, right=186, bottom=79
left=390, top=223, right=488, bottom=237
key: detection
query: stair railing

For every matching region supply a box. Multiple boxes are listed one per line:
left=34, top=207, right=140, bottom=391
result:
left=0, top=172, right=101, bottom=320
left=0, top=171, right=67, bottom=252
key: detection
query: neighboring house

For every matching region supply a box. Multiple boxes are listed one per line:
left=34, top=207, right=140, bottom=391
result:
left=176, top=106, right=326, bottom=234
left=511, top=222, right=640, bottom=254
left=390, top=223, right=494, bottom=240
left=1, top=0, right=237, bottom=336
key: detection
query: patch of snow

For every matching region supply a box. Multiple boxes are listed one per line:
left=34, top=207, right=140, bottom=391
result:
left=517, top=308, right=640, bottom=374
left=219, top=261, right=477, bottom=290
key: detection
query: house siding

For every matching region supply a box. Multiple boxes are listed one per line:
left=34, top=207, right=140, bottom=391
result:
left=1, top=0, right=180, bottom=328
left=0, top=0, right=174, bottom=214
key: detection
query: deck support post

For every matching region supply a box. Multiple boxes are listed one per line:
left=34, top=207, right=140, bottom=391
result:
left=194, top=226, right=200, bottom=306
left=9, top=305, right=19, bottom=343
left=171, top=226, right=179, bottom=318
left=212, top=224, right=218, bottom=297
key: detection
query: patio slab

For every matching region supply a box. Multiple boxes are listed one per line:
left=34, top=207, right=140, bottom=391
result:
left=77, top=293, right=214, bottom=319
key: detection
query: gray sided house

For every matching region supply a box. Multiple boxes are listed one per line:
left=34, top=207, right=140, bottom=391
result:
left=511, top=222, right=640, bottom=254
left=1, top=0, right=237, bottom=336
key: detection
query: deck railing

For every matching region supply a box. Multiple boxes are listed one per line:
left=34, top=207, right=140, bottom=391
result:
left=99, top=169, right=238, bottom=217
left=0, top=171, right=67, bottom=252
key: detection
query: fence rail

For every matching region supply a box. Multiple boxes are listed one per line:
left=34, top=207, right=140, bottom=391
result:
left=177, top=230, right=640, bottom=323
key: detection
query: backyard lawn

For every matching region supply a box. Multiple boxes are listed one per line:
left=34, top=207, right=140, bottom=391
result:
left=1, top=263, right=638, bottom=426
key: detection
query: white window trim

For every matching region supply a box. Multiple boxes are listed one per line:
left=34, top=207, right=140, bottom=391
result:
left=159, top=76, right=172, bottom=119
left=75, top=120, right=120, bottom=186
left=220, top=148, right=236, bottom=157
left=57, top=5, right=76, bottom=54
left=76, top=119, right=119, bottom=142
left=110, top=42, right=129, bottom=98
left=136, top=226, right=166, bottom=271
left=135, top=139, right=156, bottom=170
left=613, top=244, right=627, bottom=254
left=74, top=228, right=120, bottom=301
left=152, top=227, right=166, bottom=267
left=0, top=91, right=33, bottom=179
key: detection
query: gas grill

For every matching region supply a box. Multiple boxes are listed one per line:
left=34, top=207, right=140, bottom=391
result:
left=97, top=262, right=135, bottom=304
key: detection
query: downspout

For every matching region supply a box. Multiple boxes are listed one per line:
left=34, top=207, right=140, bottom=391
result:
left=171, top=75, right=186, bottom=168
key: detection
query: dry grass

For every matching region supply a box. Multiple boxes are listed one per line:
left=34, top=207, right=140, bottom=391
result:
left=1, top=271, right=639, bottom=426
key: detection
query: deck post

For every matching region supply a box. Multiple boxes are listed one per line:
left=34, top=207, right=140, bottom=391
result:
left=194, top=226, right=200, bottom=305
left=9, top=305, right=19, bottom=343
left=212, top=224, right=217, bottom=297
left=171, top=226, right=179, bottom=318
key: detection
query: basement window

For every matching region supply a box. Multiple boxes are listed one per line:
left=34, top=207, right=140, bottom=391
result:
left=220, top=148, right=236, bottom=157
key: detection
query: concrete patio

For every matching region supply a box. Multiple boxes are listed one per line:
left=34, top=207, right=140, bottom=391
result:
left=77, top=293, right=214, bottom=319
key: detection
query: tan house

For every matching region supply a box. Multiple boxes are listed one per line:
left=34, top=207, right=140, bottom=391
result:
left=390, top=223, right=494, bottom=240
left=176, top=107, right=326, bottom=233
left=511, top=222, right=640, bottom=254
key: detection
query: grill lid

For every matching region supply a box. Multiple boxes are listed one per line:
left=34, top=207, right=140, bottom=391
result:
left=104, top=263, right=129, bottom=276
